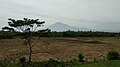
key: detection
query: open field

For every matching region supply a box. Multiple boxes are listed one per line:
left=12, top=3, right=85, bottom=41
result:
left=0, top=37, right=120, bottom=63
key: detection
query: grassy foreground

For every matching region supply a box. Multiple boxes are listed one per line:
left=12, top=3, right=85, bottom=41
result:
left=74, top=60, right=120, bottom=67
left=0, top=60, right=120, bottom=67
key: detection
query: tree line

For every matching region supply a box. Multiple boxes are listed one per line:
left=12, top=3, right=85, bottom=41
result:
left=0, top=30, right=119, bottom=38
left=44, top=30, right=119, bottom=37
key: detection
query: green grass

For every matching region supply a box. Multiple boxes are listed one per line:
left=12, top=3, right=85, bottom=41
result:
left=74, top=60, right=120, bottom=67
left=0, top=60, right=120, bottom=67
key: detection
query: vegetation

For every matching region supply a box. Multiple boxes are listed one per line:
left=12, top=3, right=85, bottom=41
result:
left=0, top=18, right=120, bottom=67
left=74, top=60, right=120, bottom=67
left=0, top=31, right=14, bottom=39
left=107, top=50, right=120, bottom=60
left=0, top=60, right=120, bottom=67
left=78, top=53, right=85, bottom=62
left=44, top=30, right=119, bottom=37
left=19, top=57, right=26, bottom=63
left=2, top=18, right=47, bottom=62
left=0, top=30, right=119, bottom=39
left=2, top=26, right=15, bottom=32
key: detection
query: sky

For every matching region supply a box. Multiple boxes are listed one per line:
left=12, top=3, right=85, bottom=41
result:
left=0, top=0, right=120, bottom=32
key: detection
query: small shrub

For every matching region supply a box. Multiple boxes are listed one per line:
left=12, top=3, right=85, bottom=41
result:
left=45, top=58, right=64, bottom=67
left=67, top=59, right=79, bottom=66
left=19, top=57, right=26, bottom=63
left=107, top=50, right=119, bottom=60
left=19, top=57, right=26, bottom=67
left=93, top=57, right=97, bottom=62
left=78, top=53, right=85, bottom=62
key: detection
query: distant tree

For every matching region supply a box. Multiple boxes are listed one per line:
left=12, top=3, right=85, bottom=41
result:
left=3, top=18, right=46, bottom=62
left=2, top=26, right=14, bottom=32
left=117, top=33, right=120, bottom=39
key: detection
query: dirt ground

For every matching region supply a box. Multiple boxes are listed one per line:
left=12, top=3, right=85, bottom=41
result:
left=0, top=37, right=120, bottom=63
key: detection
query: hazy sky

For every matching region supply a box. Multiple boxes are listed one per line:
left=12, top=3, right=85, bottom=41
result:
left=0, top=0, right=120, bottom=32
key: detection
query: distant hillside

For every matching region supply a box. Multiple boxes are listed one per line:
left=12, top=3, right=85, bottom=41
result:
left=48, top=22, right=89, bottom=31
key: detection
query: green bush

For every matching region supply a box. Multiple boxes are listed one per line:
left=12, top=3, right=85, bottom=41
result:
left=19, top=57, right=26, bottom=63
left=20, top=59, right=65, bottom=67
left=107, top=50, right=119, bottom=60
left=78, top=53, right=85, bottom=62
left=0, top=31, right=14, bottom=39
left=67, top=59, right=79, bottom=66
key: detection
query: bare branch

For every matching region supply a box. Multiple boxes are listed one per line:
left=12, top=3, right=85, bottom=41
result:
left=31, top=37, right=41, bottom=48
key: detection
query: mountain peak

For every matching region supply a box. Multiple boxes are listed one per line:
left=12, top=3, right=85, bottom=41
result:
left=52, top=22, right=66, bottom=26
left=48, top=22, right=89, bottom=31
left=55, top=22, right=63, bottom=24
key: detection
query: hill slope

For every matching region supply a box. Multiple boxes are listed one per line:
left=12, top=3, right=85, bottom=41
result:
left=48, top=22, right=89, bottom=31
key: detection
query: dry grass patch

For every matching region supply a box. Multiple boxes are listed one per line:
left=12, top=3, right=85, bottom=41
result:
left=0, top=37, right=120, bottom=62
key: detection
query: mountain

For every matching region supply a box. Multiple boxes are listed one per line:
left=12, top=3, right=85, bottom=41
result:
left=48, top=22, right=89, bottom=31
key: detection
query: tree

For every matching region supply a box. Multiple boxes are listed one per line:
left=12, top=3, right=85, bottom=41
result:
left=2, top=26, right=15, bottom=32
left=3, top=18, right=46, bottom=62
left=117, top=33, right=120, bottom=39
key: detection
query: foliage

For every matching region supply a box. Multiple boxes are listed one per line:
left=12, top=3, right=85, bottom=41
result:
left=0, top=60, right=120, bottom=67
left=78, top=53, right=85, bottom=62
left=19, top=57, right=26, bottom=67
left=74, top=60, right=120, bottom=67
left=67, top=59, right=79, bottom=66
left=107, top=50, right=119, bottom=60
left=2, top=18, right=46, bottom=62
left=0, top=30, right=119, bottom=38
left=19, top=57, right=26, bottom=63
left=0, top=31, right=14, bottom=39
left=2, top=26, right=15, bottom=32
left=25, top=30, right=119, bottom=37
left=18, top=59, right=65, bottom=67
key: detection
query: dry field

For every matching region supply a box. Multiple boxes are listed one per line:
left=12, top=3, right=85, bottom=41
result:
left=0, top=37, right=120, bottom=63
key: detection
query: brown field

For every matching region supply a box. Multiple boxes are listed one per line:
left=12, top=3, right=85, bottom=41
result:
left=0, top=37, right=120, bottom=63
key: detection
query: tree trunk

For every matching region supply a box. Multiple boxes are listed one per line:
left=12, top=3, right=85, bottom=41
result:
left=29, top=46, right=32, bottom=62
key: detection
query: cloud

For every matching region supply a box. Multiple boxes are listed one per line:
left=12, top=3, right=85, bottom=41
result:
left=0, top=0, right=120, bottom=31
